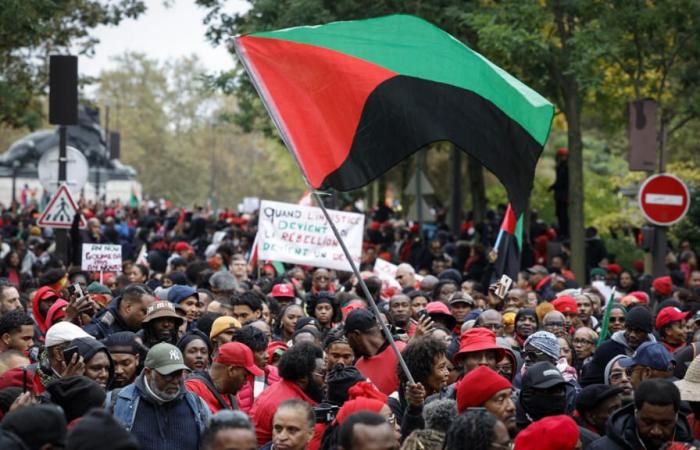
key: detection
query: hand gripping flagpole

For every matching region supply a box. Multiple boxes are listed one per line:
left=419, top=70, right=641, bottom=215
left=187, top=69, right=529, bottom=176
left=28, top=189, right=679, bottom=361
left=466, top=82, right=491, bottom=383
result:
left=234, top=36, right=415, bottom=385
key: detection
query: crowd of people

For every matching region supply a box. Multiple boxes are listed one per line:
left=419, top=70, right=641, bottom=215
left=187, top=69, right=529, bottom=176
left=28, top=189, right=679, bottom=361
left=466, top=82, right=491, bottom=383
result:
left=0, top=200, right=698, bottom=450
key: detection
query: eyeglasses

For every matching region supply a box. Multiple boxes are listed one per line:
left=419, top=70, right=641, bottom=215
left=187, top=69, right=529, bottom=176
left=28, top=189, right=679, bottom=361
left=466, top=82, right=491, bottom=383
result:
left=314, top=276, right=330, bottom=281
left=544, top=322, right=565, bottom=328
left=573, top=338, right=594, bottom=345
left=482, top=323, right=504, bottom=331
left=609, top=317, right=625, bottom=323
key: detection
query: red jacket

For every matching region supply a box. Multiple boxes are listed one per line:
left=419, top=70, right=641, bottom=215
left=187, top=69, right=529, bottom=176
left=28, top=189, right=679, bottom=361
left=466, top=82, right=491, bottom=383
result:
left=185, top=375, right=235, bottom=413
left=250, top=379, right=317, bottom=446
left=236, top=365, right=281, bottom=414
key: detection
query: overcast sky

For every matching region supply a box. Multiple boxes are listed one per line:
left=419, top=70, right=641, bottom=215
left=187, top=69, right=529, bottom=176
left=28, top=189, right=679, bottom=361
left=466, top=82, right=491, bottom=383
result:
left=79, top=0, right=250, bottom=79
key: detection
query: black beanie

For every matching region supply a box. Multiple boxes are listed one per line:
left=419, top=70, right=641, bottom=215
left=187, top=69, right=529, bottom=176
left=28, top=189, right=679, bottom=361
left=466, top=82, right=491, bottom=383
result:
left=46, top=376, right=106, bottom=423
left=1, top=404, right=66, bottom=449
left=66, top=409, right=140, bottom=450
left=326, top=364, right=366, bottom=405
left=625, top=306, right=653, bottom=333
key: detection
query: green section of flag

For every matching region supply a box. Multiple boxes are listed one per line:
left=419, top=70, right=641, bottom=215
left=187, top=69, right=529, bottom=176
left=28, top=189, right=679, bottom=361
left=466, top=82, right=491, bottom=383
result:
left=515, top=214, right=523, bottom=251
left=252, top=14, right=554, bottom=146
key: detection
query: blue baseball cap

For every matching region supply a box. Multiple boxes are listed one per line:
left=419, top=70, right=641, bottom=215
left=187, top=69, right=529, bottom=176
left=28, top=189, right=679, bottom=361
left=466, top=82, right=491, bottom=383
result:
left=167, top=285, right=199, bottom=304
left=618, top=341, right=675, bottom=371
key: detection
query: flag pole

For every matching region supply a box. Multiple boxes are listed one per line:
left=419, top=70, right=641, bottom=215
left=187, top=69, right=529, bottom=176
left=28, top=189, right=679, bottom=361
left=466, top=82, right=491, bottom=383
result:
left=235, top=37, right=415, bottom=385
left=310, top=191, right=415, bottom=385
left=597, top=287, right=617, bottom=346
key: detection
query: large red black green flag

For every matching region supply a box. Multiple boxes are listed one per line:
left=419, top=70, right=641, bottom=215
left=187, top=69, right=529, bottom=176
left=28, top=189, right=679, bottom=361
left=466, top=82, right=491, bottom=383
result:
left=234, top=15, right=554, bottom=215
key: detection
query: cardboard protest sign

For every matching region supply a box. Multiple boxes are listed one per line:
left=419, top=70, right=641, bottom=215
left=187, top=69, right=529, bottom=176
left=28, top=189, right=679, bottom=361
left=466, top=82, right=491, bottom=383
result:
left=81, top=244, right=122, bottom=272
left=257, top=200, right=365, bottom=271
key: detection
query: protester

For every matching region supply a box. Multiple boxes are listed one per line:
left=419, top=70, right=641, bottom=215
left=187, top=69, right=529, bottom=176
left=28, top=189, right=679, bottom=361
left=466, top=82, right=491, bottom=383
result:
left=250, top=342, right=324, bottom=445
left=177, top=329, right=212, bottom=372
left=84, top=284, right=155, bottom=339
left=103, top=331, right=142, bottom=388
left=444, top=409, right=511, bottom=450
left=0, top=310, right=34, bottom=353
left=456, top=365, right=517, bottom=436
left=201, top=410, right=258, bottom=450
left=345, top=309, right=406, bottom=395
left=574, top=384, right=622, bottom=436
left=337, top=411, right=399, bottom=450
left=185, top=342, right=262, bottom=412
left=589, top=379, right=697, bottom=449
left=109, top=343, right=211, bottom=450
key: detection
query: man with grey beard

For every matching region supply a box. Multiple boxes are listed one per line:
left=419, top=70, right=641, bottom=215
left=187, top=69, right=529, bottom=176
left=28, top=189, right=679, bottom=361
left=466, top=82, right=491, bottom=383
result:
left=108, top=343, right=211, bottom=450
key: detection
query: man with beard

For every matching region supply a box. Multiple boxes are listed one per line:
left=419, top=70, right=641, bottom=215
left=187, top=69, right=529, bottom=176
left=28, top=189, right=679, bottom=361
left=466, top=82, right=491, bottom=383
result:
left=186, top=342, right=263, bottom=413
left=85, top=284, right=155, bottom=340
left=103, top=331, right=142, bottom=388
left=0, top=281, right=21, bottom=317
left=589, top=379, right=698, bottom=450
left=456, top=366, right=517, bottom=437
left=108, top=343, right=211, bottom=450
left=138, top=301, right=184, bottom=349
left=581, top=306, right=655, bottom=385
left=250, top=342, right=325, bottom=446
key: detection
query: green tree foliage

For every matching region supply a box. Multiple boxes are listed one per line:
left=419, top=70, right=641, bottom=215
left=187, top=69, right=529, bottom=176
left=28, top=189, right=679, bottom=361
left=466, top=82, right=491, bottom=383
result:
left=0, top=0, right=146, bottom=129
left=93, top=52, right=304, bottom=206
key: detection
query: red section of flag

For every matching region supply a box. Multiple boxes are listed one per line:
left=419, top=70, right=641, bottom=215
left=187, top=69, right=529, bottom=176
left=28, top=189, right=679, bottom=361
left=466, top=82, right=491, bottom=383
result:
left=500, top=204, right=517, bottom=235
left=238, top=36, right=396, bottom=188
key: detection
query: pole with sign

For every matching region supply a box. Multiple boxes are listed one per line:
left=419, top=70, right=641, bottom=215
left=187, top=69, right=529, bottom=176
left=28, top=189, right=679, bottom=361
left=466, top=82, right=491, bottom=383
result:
left=638, top=173, right=690, bottom=277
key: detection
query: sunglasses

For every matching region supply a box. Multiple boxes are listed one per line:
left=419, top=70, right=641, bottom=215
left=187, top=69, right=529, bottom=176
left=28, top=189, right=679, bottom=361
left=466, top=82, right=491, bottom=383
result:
left=609, top=317, right=625, bottom=323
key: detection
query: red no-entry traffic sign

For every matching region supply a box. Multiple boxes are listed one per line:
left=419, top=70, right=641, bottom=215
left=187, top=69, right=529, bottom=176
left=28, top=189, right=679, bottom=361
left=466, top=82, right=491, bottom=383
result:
left=638, top=173, right=690, bottom=226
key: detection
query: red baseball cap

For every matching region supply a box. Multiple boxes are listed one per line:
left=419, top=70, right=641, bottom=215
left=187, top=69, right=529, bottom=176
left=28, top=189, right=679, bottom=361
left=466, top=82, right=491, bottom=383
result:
left=271, top=283, right=295, bottom=298
left=514, top=415, right=579, bottom=450
left=552, top=296, right=577, bottom=314
left=213, top=342, right=264, bottom=376
left=656, top=306, right=692, bottom=330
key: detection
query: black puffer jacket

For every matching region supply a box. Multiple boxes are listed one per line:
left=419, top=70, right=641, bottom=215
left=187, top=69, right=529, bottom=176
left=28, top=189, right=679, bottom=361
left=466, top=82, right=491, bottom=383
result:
left=588, top=403, right=697, bottom=450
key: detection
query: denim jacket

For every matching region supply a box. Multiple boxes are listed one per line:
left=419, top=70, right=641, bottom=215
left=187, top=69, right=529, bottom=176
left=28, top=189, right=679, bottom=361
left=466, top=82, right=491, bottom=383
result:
left=106, top=383, right=211, bottom=433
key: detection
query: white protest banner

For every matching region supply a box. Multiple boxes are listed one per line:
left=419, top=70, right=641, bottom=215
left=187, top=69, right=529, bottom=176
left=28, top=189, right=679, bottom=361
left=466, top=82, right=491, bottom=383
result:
left=81, top=244, right=122, bottom=272
left=258, top=200, right=365, bottom=272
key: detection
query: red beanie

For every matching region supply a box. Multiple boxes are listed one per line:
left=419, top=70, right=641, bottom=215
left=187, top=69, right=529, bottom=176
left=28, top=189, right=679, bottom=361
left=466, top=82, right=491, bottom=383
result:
left=552, top=296, right=577, bottom=314
left=336, top=398, right=386, bottom=424
left=348, top=381, right=388, bottom=403
left=456, top=366, right=512, bottom=413
left=652, top=276, right=673, bottom=297
left=515, top=415, right=580, bottom=450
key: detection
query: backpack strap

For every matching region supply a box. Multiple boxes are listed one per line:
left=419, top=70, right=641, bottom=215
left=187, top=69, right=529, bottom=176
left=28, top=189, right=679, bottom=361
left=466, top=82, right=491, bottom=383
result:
left=191, top=372, right=234, bottom=410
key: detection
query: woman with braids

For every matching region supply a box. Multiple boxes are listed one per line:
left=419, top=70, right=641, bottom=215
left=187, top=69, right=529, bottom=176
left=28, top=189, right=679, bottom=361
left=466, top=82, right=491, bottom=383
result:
left=390, top=336, right=449, bottom=440
left=444, top=409, right=511, bottom=450
left=306, top=291, right=341, bottom=338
